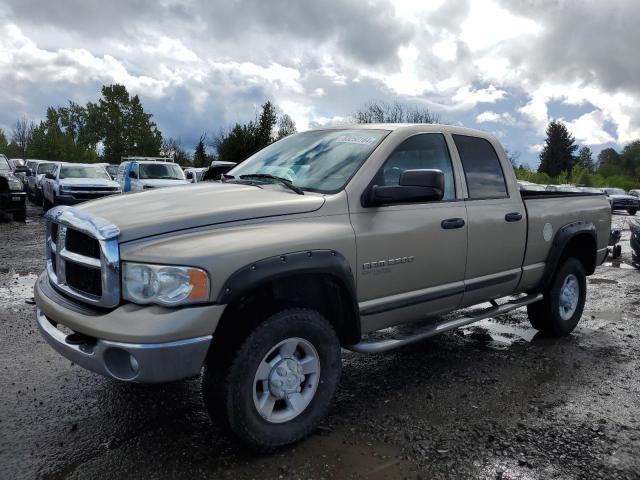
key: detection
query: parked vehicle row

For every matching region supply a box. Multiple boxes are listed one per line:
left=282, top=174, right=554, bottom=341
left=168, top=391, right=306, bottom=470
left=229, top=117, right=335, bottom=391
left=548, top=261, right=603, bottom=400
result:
left=518, top=182, right=639, bottom=215
left=41, top=163, right=121, bottom=210
left=0, top=154, right=27, bottom=222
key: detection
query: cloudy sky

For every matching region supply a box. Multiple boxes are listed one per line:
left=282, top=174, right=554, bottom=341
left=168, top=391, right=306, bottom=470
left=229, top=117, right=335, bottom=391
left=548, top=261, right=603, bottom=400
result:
left=1, top=0, right=638, bottom=167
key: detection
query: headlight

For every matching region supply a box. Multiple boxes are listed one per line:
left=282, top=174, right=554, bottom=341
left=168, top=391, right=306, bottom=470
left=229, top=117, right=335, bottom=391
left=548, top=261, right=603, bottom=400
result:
left=59, top=185, right=71, bottom=193
left=122, top=262, right=210, bottom=306
left=9, top=178, right=23, bottom=191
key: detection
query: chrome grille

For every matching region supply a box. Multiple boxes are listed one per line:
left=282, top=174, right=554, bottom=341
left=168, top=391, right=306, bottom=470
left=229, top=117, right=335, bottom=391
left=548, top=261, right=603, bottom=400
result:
left=45, top=206, right=120, bottom=308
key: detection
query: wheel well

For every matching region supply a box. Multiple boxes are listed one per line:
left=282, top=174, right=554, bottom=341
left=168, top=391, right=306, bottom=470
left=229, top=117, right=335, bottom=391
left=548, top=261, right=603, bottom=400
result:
left=560, top=233, right=597, bottom=275
left=211, top=273, right=360, bottom=353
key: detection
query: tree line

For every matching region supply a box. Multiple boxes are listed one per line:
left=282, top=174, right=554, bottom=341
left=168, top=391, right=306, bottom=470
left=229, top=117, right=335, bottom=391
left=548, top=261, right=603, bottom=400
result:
left=514, top=120, right=640, bottom=190
left=0, top=84, right=298, bottom=168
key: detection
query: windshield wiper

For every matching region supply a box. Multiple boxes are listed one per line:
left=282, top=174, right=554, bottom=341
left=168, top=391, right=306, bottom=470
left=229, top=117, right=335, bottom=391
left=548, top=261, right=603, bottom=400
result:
left=239, top=174, right=304, bottom=195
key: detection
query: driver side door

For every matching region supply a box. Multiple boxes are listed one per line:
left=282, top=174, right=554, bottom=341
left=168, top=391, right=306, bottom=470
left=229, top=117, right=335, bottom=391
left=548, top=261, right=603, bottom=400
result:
left=348, top=133, right=468, bottom=332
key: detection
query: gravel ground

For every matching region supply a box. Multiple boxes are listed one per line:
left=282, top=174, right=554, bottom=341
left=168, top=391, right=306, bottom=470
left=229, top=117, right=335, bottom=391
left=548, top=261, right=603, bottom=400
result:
left=1, top=203, right=639, bottom=479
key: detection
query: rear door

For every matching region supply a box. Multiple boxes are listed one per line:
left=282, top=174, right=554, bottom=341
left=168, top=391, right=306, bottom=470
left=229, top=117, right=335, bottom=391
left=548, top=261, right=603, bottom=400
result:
left=451, top=134, right=526, bottom=306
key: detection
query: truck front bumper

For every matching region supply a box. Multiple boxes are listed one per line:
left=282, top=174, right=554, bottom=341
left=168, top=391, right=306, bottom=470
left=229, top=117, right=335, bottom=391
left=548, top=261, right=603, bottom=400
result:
left=37, top=309, right=211, bottom=382
left=34, top=272, right=226, bottom=383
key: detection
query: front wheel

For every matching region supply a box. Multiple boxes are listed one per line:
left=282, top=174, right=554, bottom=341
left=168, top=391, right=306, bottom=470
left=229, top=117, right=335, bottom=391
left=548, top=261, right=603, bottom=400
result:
left=628, top=208, right=637, bottom=216
left=527, top=257, right=587, bottom=336
left=202, top=308, right=341, bottom=450
left=13, top=209, right=26, bottom=222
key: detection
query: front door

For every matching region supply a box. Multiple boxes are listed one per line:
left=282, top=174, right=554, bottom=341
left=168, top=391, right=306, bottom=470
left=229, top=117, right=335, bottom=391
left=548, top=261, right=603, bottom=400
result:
left=349, top=133, right=468, bottom=332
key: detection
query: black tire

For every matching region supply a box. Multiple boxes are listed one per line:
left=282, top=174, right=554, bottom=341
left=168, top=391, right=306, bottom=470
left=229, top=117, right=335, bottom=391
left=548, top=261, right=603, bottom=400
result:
left=527, top=258, right=587, bottom=336
left=12, top=210, right=26, bottom=222
left=628, top=209, right=637, bottom=216
left=202, top=308, right=341, bottom=451
left=35, top=190, right=43, bottom=206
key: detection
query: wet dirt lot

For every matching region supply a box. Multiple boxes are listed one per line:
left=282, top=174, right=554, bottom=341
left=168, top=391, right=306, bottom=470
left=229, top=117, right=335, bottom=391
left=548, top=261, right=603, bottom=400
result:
left=1, top=204, right=639, bottom=479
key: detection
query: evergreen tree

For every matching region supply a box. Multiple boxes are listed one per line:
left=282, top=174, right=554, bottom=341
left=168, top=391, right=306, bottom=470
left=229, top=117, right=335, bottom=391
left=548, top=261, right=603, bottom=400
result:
left=193, top=135, right=208, bottom=167
left=538, top=120, right=578, bottom=177
left=576, top=146, right=594, bottom=172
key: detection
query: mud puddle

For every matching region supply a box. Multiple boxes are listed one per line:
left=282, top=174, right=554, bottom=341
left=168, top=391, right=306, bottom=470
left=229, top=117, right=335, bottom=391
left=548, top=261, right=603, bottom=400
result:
left=458, top=318, right=537, bottom=350
left=0, top=273, right=38, bottom=307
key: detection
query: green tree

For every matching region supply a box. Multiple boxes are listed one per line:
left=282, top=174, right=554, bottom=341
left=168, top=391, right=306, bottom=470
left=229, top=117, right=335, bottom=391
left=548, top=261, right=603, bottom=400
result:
left=0, top=128, right=8, bottom=153
left=193, top=135, right=208, bottom=167
left=576, top=146, right=594, bottom=172
left=597, top=147, right=620, bottom=170
left=538, top=120, right=578, bottom=177
left=215, top=101, right=280, bottom=164
left=277, top=114, right=297, bottom=140
left=87, top=84, right=162, bottom=163
left=620, top=140, right=640, bottom=178
left=160, top=137, right=190, bottom=166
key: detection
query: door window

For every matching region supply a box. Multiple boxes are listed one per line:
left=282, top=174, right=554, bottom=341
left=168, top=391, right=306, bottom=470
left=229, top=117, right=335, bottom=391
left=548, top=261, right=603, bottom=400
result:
left=375, top=133, right=456, bottom=201
left=452, top=134, right=508, bottom=199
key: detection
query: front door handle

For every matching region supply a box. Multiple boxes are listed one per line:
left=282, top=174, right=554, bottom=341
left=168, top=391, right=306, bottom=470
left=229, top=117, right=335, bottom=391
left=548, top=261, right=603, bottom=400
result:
left=441, top=218, right=465, bottom=229
left=505, top=212, right=523, bottom=222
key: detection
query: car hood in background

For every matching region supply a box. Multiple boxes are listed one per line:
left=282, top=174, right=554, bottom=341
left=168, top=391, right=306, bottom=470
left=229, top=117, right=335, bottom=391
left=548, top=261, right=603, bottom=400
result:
left=138, top=179, right=190, bottom=188
left=77, top=182, right=326, bottom=242
left=60, top=178, right=120, bottom=189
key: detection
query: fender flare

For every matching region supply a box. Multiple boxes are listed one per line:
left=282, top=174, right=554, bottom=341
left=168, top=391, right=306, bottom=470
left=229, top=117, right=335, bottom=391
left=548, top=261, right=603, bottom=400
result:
left=541, top=220, right=597, bottom=288
left=216, top=249, right=358, bottom=321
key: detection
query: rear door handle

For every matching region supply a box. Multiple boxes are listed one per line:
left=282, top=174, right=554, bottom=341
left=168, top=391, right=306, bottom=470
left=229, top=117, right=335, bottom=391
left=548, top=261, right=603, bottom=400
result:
left=505, top=212, right=523, bottom=222
left=441, top=218, right=465, bottom=229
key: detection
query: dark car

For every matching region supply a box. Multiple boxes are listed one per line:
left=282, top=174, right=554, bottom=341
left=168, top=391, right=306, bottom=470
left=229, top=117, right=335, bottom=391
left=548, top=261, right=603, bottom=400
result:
left=604, top=188, right=639, bottom=216
left=0, top=155, right=27, bottom=222
left=630, top=218, right=640, bottom=266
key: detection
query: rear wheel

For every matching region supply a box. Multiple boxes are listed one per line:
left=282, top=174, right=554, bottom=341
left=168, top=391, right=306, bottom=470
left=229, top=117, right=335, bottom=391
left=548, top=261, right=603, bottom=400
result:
left=202, top=308, right=341, bottom=451
left=628, top=208, right=637, bottom=216
left=527, top=258, right=587, bottom=336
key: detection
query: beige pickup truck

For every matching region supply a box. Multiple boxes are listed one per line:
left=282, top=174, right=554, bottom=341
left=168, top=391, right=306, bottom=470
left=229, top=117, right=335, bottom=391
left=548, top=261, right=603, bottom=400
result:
left=35, top=124, right=611, bottom=449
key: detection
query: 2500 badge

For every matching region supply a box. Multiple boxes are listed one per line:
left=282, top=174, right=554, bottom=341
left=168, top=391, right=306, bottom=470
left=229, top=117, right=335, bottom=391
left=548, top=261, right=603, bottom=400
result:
left=362, top=255, right=415, bottom=274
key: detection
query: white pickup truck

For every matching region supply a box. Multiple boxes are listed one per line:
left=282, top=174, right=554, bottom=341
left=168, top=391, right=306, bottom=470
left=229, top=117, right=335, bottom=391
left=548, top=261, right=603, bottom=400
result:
left=41, top=163, right=120, bottom=210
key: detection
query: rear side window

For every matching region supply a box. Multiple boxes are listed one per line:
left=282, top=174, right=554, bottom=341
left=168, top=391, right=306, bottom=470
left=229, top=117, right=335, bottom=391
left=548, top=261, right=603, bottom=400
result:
left=453, top=134, right=508, bottom=199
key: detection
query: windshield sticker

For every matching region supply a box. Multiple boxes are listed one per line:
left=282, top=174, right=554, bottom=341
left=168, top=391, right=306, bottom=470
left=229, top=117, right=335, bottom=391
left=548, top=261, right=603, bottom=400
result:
left=335, top=135, right=376, bottom=145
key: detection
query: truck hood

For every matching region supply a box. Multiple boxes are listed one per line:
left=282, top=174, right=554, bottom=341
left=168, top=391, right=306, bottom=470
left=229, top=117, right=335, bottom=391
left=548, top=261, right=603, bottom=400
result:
left=138, top=179, right=190, bottom=188
left=60, top=178, right=119, bottom=189
left=77, top=182, right=326, bottom=242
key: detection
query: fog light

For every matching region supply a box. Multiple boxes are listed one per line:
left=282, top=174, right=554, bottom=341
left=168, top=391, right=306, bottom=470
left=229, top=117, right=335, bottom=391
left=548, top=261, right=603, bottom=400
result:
left=103, top=347, right=139, bottom=380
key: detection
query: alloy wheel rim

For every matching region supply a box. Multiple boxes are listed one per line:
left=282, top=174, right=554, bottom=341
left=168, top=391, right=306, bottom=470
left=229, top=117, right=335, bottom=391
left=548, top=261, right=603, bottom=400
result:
left=252, top=337, right=320, bottom=423
left=559, top=273, right=579, bottom=321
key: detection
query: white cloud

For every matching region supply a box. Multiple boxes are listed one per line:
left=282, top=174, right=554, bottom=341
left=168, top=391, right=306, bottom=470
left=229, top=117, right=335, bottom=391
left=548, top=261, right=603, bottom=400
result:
left=564, top=110, right=615, bottom=145
left=451, top=85, right=507, bottom=109
left=528, top=143, right=543, bottom=153
left=476, top=110, right=516, bottom=125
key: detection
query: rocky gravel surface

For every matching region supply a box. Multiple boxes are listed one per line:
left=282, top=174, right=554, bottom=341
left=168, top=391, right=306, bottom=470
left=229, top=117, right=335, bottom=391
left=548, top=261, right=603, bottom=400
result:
left=1, top=204, right=639, bottom=479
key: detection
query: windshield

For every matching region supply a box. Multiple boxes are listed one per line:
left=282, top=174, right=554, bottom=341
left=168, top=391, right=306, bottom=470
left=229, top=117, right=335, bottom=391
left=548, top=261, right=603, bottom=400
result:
left=605, top=188, right=625, bottom=195
left=139, top=163, right=185, bottom=180
left=228, top=129, right=389, bottom=193
left=60, top=166, right=110, bottom=180
left=0, top=157, right=10, bottom=173
left=37, top=162, right=57, bottom=175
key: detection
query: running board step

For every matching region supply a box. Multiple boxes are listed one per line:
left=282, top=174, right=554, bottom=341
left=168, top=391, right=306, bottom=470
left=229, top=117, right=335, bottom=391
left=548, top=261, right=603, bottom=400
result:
left=346, top=293, right=543, bottom=354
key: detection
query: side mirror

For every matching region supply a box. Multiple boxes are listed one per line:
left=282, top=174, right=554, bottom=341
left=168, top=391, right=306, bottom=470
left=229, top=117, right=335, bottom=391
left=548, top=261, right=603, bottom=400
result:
left=45, top=173, right=56, bottom=180
left=129, top=171, right=138, bottom=179
left=366, top=169, right=444, bottom=206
